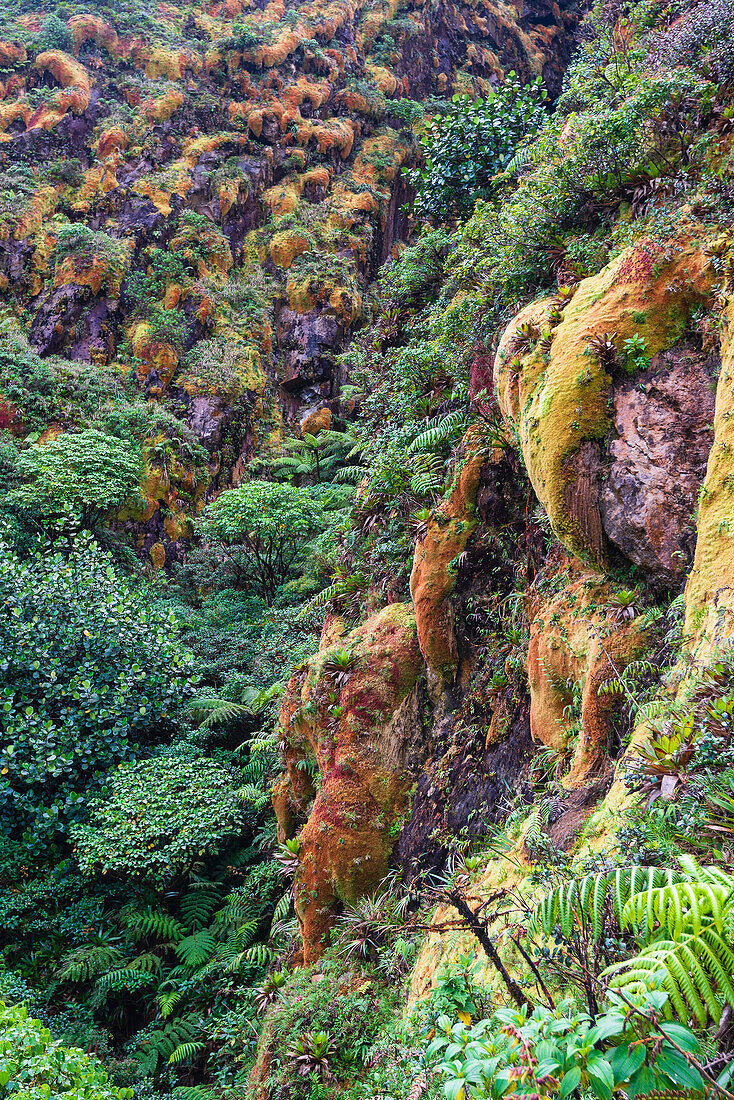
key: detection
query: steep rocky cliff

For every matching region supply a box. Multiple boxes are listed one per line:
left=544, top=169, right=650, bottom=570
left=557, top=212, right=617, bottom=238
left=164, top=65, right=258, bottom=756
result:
left=4, top=0, right=734, bottom=1093
left=0, top=0, right=574, bottom=566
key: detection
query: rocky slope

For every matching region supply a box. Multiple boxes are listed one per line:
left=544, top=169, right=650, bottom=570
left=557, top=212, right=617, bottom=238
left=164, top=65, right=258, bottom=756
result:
left=0, top=0, right=574, bottom=567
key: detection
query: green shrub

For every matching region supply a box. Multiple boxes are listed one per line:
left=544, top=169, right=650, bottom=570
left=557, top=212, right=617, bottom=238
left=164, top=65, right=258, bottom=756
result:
left=409, top=74, right=548, bottom=219
left=0, top=1001, right=131, bottom=1099
left=73, top=755, right=253, bottom=882
left=12, top=429, right=142, bottom=526
left=0, top=539, right=198, bottom=857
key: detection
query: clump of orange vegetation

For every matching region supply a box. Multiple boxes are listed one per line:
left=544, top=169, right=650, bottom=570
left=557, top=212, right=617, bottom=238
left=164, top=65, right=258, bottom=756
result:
left=168, top=221, right=233, bottom=277
left=33, top=50, right=91, bottom=123
left=96, top=126, right=128, bottom=159
left=274, top=602, right=422, bottom=961
left=141, top=88, right=184, bottom=123
left=0, top=42, right=26, bottom=66
left=269, top=230, right=312, bottom=269
left=67, top=14, right=122, bottom=56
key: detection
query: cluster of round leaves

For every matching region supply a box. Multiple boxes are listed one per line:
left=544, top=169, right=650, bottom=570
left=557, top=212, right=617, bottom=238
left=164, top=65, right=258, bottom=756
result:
left=11, top=430, right=142, bottom=523
left=410, top=73, right=548, bottom=220
left=0, top=1001, right=131, bottom=1099
left=0, top=538, right=198, bottom=858
left=72, top=754, right=252, bottom=882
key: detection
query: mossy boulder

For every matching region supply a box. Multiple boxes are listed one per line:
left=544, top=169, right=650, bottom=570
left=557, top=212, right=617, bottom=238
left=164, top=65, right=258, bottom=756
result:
left=273, top=602, right=423, bottom=961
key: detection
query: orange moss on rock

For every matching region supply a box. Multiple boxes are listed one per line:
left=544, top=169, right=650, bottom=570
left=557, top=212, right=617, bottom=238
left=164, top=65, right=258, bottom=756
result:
left=269, top=229, right=312, bottom=269
left=96, top=126, right=128, bottom=159
left=300, top=405, right=332, bottom=435
left=527, top=566, right=649, bottom=788
left=495, top=228, right=715, bottom=567
left=0, top=42, right=26, bottom=66
left=274, top=602, right=422, bottom=961
left=141, top=88, right=184, bottom=122
left=67, top=14, right=121, bottom=56
left=53, top=248, right=130, bottom=297
left=130, top=321, right=179, bottom=392
left=34, top=50, right=91, bottom=114
left=410, top=428, right=486, bottom=685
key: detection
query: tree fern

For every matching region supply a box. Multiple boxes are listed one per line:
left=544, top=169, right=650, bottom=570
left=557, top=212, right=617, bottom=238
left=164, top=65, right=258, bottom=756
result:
left=168, top=1040, right=206, bottom=1065
left=176, top=930, right=216, bottom=969
left=407, top=410, right=466, bottom=454
left=603, top=929, right=734, bottom=1025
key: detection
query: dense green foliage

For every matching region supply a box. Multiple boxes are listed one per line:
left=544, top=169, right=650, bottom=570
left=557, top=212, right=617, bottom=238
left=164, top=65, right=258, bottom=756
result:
left=0, top=1002, right=131, bottom=1100
left=12, top=431, right=142, bottom=526
left=2, top=0, right=734, bottom=1091
left=0, top=539, right=196, bottom=863
left=410, top=75, right=548, bottom=219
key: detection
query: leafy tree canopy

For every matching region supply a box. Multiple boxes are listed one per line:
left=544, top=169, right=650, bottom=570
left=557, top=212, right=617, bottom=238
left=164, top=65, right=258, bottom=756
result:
left=73, top=754, right=255, bottom=882
left=410, top=73, right=548, bottom=220
left=0, top=1001, right=132, bottom=1099
left=0, top=538, right=198, bottom=862
left=200, top=479, right=325, bottom=604
left=12, top=430, right=142, bottom=525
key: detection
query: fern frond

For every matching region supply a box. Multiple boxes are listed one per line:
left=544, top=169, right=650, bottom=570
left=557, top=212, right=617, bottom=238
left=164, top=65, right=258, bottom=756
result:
left=272, top=889, right=293, bottom=924
left=333, top=464, right=367, bottom=484
left=410, top=453, right=445, bottom=495
left=237, top=783, right=269, bottom=808
left=188, top=696, right=250, bottom=729
left=180, top=884, right=220, bottom=931
left=623, top=882, right=729, bottom=938
left=158, top=990, right=182, bottom=1018
left=534, top=865, right=682, bottom=939
left=128, top=910, right=185, bottom=943
left=244, top=943, right=274, bottom=968
left=168, top=1041, right=206, bottom=1065
left=56, top=944, right=124, bottom=984
left=604, top=930, right=734, bottom=1025
left=176, top=930, right=216, bottom=969
left=407, top=410, right=466, bottom=454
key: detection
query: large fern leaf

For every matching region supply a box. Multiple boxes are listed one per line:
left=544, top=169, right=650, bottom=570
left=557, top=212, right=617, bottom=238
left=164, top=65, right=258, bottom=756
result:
left=407, top=410, right=466, bottom=454
left=533, top=865, right=705, bottom=940
left=180, top=883, right=220, bottom=931
left=176, top=930, right=216, bottom=969
left=622, top=882, right=729, bottom=938
left=168, top=1040, right=206, bottom=1065
left=603, top=929, right=734, bottom=1025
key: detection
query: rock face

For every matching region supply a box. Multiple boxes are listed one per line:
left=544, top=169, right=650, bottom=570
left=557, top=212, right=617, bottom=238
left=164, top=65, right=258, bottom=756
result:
left=526, top=566, right=649, bottom=788
left=410, top=428, right=486, bottom=687
left=274, top=603, right=423, bottom=961
left=494, top=229, right=715, bottom=572
left=0, top=0, right=579, bottom=563
left=600, top=347, right=716, bottom=580
left=685, top=292, right=734, bottom=659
